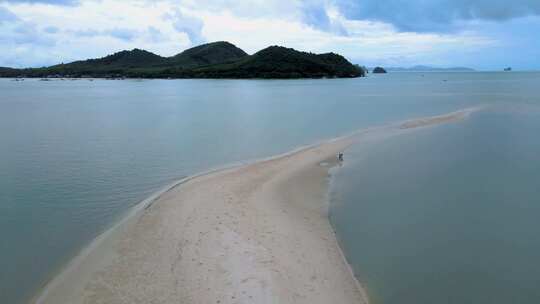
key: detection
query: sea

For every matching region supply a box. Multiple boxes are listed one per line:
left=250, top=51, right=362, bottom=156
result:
left=1, top=72, right=539, bottom=304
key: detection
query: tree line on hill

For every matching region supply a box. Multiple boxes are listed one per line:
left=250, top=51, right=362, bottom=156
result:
left=0, top=41, right=365, bottom=79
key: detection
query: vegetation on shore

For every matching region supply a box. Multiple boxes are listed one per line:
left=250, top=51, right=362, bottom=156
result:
left=0, top=42, right=364, bottom=79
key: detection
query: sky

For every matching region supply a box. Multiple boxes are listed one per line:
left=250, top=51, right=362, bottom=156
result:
left=0, top=0, right=539, bottom=70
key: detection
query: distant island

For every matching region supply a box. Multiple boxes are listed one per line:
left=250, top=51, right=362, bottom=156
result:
left=385, top=65, right=475, bottom=72
left=0, top=41, right=364, bottom=79
left=372, top=67, right=387, bottom=73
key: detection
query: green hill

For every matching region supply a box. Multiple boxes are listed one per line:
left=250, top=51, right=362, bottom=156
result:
left=170, top=46, right=363, bottom=78
left=42, top=49, right=168, bottom=76
left=59, top=49, right=167, bottom=69
left=169, top=41, right=248, bottom=68
left=0, top=42, right=364, bottom=79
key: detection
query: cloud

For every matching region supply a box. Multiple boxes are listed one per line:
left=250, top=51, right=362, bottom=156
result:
left=105, top=28, right=138, bottom=41
left=0, top=0, right=538, bottom=70
left=165, top=9, right=205, bottom=45
left=0, top=21, right=56, bottom=47
left=180, top=0, right=297, bottom=19
left=146, top=26, right=167, bottom=43
left=300, top=2, right=348, bottom=35
left=14, top=23, right=55, bottom=45
left=1, top=0, right=79, bottom=5
left=43, top=25, right=59, bottom=33
left=182, top=0, right=347, bottom=35
left=72, top=28, right=139, bottom=41
left=0, top=7, right=57, bottom=48
left=0, top=0, right=196, bottom=67
left=0, top=6, right=19, bottom=23
left=335, top=0, right=540, bottom=32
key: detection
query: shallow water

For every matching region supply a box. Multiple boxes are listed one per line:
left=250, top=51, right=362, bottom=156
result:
left=330, top=106, right=540, bottom=303
left=0, top=72, right=538, bottom=303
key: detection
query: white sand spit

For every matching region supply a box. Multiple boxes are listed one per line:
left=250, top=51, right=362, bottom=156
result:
left=34, top=106, right=483, bottom=304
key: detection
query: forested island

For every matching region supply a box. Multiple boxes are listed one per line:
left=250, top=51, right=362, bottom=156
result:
left=0, top=42, right=364, bottom=79
left=372, top=67, right=387, bottom=73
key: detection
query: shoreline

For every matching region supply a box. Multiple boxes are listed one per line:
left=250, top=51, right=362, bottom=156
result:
left=32, top=107, right=482, bottom=304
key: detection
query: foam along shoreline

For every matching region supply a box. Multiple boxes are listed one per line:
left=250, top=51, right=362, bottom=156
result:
left=33, top=107, right=482, bottom=304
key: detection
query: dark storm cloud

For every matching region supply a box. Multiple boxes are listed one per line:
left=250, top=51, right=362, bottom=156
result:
left=335, top=0, right=540, bottom=32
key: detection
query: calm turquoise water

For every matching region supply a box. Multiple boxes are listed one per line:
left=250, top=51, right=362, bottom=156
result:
left=330, top=107, right=540, bottom=303
left=0, top=72, right=538, bottom=303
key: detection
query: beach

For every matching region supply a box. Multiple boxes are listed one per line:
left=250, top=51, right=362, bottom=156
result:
left=33, top=108, right=480, bottom=304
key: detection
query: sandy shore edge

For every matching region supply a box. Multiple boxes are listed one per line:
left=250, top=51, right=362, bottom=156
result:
left=33, top=107, right=482, bottom=304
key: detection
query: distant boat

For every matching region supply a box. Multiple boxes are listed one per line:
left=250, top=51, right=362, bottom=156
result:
left=504, top=67, right=512, bottom=71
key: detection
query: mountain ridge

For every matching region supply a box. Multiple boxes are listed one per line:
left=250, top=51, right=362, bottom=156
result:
left=384, top=65, right=475, bottom=72
left=1, top=42, right=363, bottom=79
left=169, top=41, right=248, bottom=68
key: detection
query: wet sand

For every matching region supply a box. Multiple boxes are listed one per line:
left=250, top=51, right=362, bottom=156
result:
left=399, top=107, right=481, bottom=129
